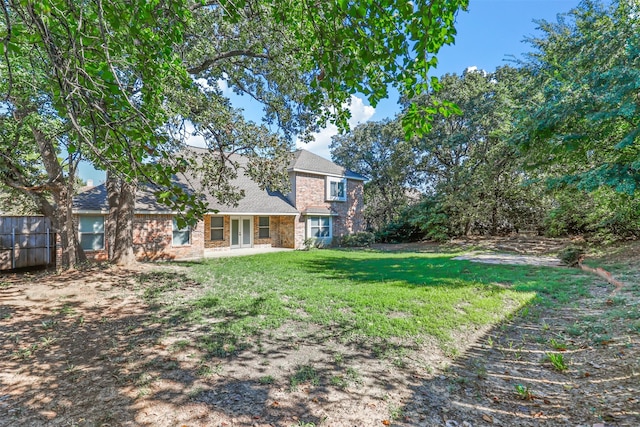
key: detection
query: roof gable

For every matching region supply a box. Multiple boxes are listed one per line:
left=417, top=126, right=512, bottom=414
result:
left=289, top=150, right=366, bottom=181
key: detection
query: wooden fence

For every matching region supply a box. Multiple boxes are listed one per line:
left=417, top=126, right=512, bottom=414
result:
left=0, top=216, right=56, bottom=270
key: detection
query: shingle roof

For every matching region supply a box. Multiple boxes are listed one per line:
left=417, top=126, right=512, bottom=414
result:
left=178, top=148, right=298, bottom=214
left=289, top=150, right=367, bottom=180
left=73, top=183, right=201, bottom=213
left=74, top=148, right=364, bottom=214
left=73, top=185, right=109, bottom=212
left=301, top=206, right=334, bottom=216
left=74, top=150, right=299, bottom=215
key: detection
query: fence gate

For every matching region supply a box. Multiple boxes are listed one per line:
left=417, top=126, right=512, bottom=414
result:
left=0, top=216, right=56, bottom=270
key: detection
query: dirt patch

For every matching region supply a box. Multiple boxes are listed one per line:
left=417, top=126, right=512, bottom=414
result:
left=452, top=253, right=563, bottom=268
left=1, top=242, right=639, bottom=426
left=373, top=235, right=571, bottom=256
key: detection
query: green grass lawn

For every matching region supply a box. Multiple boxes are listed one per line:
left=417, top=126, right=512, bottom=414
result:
left=140, top=249, right=592, bottom=352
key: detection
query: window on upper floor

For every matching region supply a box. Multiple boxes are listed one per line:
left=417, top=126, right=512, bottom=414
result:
left=326, top=177, right=346, bottom=201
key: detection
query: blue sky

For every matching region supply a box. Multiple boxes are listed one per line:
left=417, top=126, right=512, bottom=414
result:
left=79, top=0, right=581, bottom=183
left=370, top=0, right=582, bottom=121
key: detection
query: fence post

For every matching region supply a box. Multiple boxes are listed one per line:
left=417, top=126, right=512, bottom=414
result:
left=46, top=228, right=50, bottom=265
left=11, top=228, right=15, bottom=270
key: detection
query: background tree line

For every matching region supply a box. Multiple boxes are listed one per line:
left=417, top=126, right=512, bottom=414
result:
left=331, top=0, right=640, bottom=243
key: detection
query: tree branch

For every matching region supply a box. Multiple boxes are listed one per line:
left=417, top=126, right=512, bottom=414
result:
left=187, top=50, right=270, bottom=74
left=1, top=0, right=14, bottom=100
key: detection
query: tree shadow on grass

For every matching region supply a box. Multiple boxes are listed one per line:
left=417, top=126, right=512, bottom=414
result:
left=299, top=252, right=558, bottom=289
left=0, top=269, right=321, bottom=426
left=4, top=256, right=632, bottom=426
left=1, top=266, right=418, bottom=426
left=380, top=258, right=640, bottom=426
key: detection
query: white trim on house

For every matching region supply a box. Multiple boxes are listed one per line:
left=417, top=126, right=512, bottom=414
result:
left=206, top=211, right=299, bottom=216
left=75, top=210, right=109, bottom=214
left=301, top=210, right=336, bottom=216
left=210, top=216, right=225, bottom=241
left=230, top=216, right=253, bottom=249
left=78, top=215, right=106, bottom=251
left=171, top=217, right=191, bottom=247
left=289, top=168, right=367, bottom=181
left=325, top=176, right=347, bottom=202
left=258, top=216, right=270, bottom=239
left=78, top=210, right=299, bottom=216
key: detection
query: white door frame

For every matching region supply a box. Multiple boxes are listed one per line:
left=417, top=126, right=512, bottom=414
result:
left=230, top=216, right=253, bottom=249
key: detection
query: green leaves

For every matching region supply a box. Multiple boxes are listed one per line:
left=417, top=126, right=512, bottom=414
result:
left=518, top=0, right=640, bottom=195
left=2, top=0, right=473, bottom=245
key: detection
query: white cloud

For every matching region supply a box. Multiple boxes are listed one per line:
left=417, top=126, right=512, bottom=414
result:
left=465, top=65, right=489, bottom=76
left=194, top=76, right=230, bottom=95
left=346, top=96, right=376, bottom=127
left=296, top=95, right=375, bottom=160
left=180, top=93, right=375, bottom=157
left=172, top=120, right=206, bottom=148
left=217, top=78, right=230, bottom=94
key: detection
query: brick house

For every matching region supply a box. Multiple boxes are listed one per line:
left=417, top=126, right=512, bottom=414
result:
left=73, top=149, right=366, bottom=260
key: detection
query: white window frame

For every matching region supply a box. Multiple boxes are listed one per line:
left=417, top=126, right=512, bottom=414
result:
left=258, top=216, right=270, bottom=239
left=210, top=216, right=224, bottom=241
left=307, top=216, right=332, bottom=240
left=78, top=215, right=105, bottom=251
left=172, top=217, right=191, bottom=247
left=326, top=177, right=347, bottom=201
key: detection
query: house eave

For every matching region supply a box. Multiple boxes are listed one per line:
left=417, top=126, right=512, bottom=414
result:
left=74, top=209, right=300, bottom=216
left=288, top=168, right=366, bottom=181
left=74, top=210, right=109, bottom=215
left=207, top=211, right=299, bottom=216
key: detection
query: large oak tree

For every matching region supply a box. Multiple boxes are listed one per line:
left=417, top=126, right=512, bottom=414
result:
left=1, top=0, right=468, bottom=267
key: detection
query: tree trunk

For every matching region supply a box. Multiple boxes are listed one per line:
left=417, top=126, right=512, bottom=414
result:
left=32, top=126, right=86, bottom=267
left=55, top=184, right=86, bottom=267
left=463, top=219, right=471, bottom=236
left=490, top=187, right=500, bottom=236
left=106, top=172, right=137, bottom=266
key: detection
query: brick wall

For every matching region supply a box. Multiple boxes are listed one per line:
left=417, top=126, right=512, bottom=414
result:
left=279, top=216, right=296, bottom=249
left=133, top=214, right=204, bottom=261
left=77, top=212, right=303, bottom=260
left=291, top=172, right=365, bottom=246
left=204, top=215, right=230, bottom=249
left=293, top=172, right=329, bottom=211
left=294, top=214, right=306, bottom=249
left=202, top=215, right=296, bottom=251
left=332, top=179, right=365, bottom=236
left=76, top=213, right=204, bottom=262
left=251, top=215, right=295, bottom=248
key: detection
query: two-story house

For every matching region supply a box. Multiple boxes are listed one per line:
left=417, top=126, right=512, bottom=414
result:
left=73, top=149, right=366, bottom=260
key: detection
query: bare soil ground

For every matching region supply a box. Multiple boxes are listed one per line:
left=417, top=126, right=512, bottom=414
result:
left=1, top=237, right=638, bottom=427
